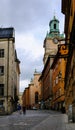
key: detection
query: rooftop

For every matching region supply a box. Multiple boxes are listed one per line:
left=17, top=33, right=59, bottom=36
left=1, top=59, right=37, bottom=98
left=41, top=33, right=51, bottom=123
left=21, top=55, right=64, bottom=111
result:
left=0, top=27, right=14, bottom=38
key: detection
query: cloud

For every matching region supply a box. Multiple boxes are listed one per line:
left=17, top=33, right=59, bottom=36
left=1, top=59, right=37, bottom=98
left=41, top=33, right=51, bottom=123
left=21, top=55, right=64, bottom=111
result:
left=20, top=79, right=30, bottom=92
left=0, top=0, right=63, bottom=32
left=0, top=0, right=64, bottom=92
left=15, top=32, right=44, bottom=59
left=15, top=32, right=44, bottom=85
left=16, top=47, right=43, bottom=79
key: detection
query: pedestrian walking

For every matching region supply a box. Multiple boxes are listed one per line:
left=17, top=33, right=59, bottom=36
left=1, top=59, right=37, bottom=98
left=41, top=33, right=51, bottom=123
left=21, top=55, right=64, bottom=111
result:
left=17, top=103, right=22, bottom=114
left=22, top=106, right=26, bottom=114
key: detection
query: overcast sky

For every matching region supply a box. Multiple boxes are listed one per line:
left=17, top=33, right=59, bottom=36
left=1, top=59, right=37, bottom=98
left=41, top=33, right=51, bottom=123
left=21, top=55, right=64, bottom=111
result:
left=0, top=0, right=65, bottom=92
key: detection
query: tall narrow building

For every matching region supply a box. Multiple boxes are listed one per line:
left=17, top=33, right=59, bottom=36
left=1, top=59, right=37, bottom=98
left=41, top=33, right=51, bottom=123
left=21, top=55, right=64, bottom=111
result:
left=62, top=0, right=75, bottom=122
left=0, top=27, right=20, bottom=115
left=40, top=16, right=64, bottom=109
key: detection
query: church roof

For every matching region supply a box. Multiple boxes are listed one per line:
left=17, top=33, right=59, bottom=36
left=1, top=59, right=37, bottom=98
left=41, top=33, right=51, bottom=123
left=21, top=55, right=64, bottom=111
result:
left=49, top=15, right=59, bottom=25
left=46, top=15, right=64, bottom=39
left=0, top=27, right=14, bottom=38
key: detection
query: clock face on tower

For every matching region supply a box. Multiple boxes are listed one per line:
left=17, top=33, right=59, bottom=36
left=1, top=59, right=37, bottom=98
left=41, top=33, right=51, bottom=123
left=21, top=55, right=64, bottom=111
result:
left=53, top=38, right=58, bottom=44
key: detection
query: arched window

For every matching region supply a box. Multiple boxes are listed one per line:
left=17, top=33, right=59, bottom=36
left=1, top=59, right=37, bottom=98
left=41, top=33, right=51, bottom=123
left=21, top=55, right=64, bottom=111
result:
left=54, top=23, right=56, bottom=29
left=35, top=92, right=38, bottom=103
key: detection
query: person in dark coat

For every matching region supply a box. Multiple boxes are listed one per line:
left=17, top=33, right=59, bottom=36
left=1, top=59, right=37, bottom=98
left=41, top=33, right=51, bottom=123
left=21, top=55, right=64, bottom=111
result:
left=17, top=104, right=22, bottom=114
left=22, top=106, right=26, bottom=114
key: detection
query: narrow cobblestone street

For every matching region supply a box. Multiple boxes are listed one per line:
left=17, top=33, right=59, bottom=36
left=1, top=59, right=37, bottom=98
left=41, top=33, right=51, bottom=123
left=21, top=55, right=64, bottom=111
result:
left=0, top=110, right=75, bottom=130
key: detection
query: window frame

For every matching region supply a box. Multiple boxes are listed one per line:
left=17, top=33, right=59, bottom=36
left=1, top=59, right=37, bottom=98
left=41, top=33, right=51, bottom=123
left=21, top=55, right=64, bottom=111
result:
left=0, top=49, right=4, bottom=58
left=0, top=84, right=4, bottom=96
left=0, top=66, right=4, bottom=75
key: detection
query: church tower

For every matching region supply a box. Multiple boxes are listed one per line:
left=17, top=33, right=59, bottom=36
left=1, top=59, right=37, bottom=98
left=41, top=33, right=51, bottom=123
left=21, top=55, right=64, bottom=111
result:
left=43, top=15, right=64, bottom=64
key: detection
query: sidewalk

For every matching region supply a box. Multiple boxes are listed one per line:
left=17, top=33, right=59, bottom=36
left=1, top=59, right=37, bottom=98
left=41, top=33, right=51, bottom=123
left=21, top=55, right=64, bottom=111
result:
left=64, top=114, right=75, bottom=130
left=31, top=114, right=75, bottom=130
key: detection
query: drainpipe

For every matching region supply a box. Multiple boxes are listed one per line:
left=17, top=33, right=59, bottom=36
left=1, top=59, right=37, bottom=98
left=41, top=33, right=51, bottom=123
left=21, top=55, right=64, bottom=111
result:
left=7, top=38, right=9, bottom=114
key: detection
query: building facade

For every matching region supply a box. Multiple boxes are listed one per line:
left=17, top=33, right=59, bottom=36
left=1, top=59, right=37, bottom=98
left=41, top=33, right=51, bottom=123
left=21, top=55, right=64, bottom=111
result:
left=22, top=70, right=41, bottom=109
left=39, top=16, right=64, bottom=109
left=40, top=55, right=55, bottom=109
left=0, top=27, right=20, bottom=115
left=51, top=50, right=66, bottom=112
left=62, top=0, right=75, bottom=121
left=24, top=87, right=30, bottom=109
left=19, top=92, right=23, bottom=106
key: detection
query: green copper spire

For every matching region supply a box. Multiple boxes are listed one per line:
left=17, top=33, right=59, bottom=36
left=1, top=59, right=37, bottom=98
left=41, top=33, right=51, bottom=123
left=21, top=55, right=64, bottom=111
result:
left=49, top=15, right=59, bottom=34
left=46, top=15, right=64, bottom=39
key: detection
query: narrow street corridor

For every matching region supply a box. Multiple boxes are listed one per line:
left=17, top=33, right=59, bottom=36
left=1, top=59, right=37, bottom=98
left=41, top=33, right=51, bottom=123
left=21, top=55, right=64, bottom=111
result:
left=0, top=110, right=75, bottom=130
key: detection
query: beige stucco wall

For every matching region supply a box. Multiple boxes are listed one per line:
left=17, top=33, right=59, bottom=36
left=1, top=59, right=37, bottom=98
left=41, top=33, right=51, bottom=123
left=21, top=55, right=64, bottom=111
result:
left=43, top=38, right=61, bottom=64
left=0, top=37, right=20, bottom=114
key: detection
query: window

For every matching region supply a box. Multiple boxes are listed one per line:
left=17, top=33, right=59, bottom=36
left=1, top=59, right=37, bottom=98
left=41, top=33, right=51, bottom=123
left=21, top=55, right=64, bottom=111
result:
left=59, top=88, right=61, bottom=96
left=54, top=80, right=55, bottom=87
left=0, top=66, right=4, bottom=75
left=0, top=84, right=4, bottom=96
left=0, top=100, right=3, bottom=107
left=54, top=23, right=56, bottom=29
left=59, top=59, right=61, bottom=63
left=56, top=91, right=58, bottom=98
left=56, top=76, right=58, bottom=84
left=35, top=92, right=38, bottom=104
left=0, top=49, right=4, bottom=57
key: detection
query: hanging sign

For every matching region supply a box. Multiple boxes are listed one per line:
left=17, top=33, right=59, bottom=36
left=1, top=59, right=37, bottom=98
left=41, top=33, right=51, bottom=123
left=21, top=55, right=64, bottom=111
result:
left=58, top=44, right=69, bottom=57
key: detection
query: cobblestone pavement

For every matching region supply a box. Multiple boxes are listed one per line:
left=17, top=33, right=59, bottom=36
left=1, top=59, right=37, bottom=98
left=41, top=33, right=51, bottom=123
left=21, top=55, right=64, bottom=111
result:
left=31, top=112, right=75, bottom=130
left=0, top=110, right=75, bottom=130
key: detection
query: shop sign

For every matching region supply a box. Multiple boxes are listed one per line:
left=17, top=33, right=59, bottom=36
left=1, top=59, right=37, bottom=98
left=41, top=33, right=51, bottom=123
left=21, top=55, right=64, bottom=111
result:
left=58, top=44, right=69, bottom=57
